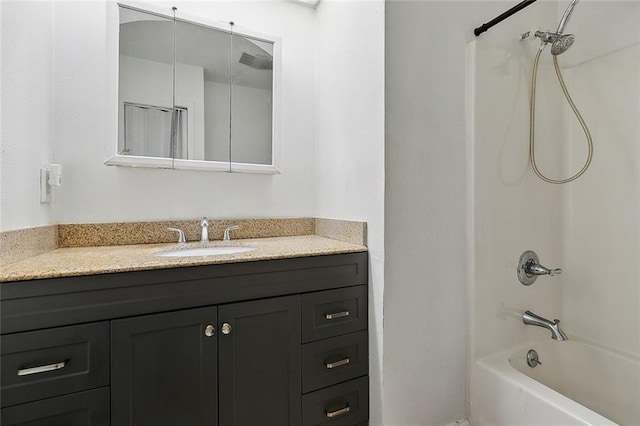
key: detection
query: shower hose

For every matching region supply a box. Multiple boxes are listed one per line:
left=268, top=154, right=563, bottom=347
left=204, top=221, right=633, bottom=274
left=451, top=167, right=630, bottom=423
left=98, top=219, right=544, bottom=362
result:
left=529, top=44, right=594, bottom=184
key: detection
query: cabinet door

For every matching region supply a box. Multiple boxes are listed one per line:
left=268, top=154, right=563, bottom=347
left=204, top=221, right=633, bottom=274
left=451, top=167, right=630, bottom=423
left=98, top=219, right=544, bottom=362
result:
left=111, top=306, right=218, bottom=426
left=219, top=295, right=301, bottom=426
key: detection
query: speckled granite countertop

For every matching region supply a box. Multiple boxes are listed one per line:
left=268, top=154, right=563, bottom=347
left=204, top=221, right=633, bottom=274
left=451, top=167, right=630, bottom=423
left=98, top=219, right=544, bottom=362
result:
left=0, top=235, right=367, bottom=283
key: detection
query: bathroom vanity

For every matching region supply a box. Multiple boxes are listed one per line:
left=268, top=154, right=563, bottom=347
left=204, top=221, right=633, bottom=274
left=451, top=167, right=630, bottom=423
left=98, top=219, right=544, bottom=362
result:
left=0, top=251, right=369, bottom=426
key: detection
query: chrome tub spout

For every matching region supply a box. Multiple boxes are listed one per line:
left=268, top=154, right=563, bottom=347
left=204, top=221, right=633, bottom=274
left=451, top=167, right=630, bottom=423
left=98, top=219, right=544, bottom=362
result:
left=523, top=310, right=569, bottom=341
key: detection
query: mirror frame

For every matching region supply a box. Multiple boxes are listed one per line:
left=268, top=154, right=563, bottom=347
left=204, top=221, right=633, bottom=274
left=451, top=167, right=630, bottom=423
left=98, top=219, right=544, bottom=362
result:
left=105, top=1, right=281, bottom=174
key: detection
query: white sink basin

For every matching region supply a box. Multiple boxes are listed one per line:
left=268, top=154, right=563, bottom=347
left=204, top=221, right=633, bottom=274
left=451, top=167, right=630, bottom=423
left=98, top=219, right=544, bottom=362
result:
left=156, top=246, right=255, bottom=257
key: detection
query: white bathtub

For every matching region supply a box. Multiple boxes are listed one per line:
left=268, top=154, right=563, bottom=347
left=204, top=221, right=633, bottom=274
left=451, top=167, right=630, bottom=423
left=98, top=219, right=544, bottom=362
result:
left=471, top=340, right=640, bottom=425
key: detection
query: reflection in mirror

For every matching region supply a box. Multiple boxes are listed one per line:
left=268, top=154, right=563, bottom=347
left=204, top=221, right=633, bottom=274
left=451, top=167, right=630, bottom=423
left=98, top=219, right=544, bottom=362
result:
left=231, top=33, right=274, bottom=166
left=174, top=19, right=231, bottom=163
left=123, top=103, right=187, bottom=158
left=118, top=7, right=175, bottom=159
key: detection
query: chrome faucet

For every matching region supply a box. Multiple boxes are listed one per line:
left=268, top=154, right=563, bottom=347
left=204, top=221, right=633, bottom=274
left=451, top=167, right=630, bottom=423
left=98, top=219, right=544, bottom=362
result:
left=523, top=310, right=568, bottom=341
left=223, top=225, right=241, bottom=242
left=200, top=217, right=209, bottom=243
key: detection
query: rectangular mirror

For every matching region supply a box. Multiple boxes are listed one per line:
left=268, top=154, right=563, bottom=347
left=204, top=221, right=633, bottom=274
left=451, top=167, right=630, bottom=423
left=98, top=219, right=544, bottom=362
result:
left=106, top=3, right=280, bottom=174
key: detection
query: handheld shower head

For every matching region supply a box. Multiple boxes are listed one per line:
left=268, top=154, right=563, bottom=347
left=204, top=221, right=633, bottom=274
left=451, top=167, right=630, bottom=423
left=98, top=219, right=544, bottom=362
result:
left=550, top=0, right=580, bottom=55
left=550, top=34, right=575, bottom=55
left=545, top=0, right=580, bottom=55
left=556, top=0, right=580, bottom=35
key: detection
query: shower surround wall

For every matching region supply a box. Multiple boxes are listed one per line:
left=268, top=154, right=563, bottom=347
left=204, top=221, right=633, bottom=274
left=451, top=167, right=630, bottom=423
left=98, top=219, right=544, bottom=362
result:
left=562, top=42, right=640, bottom=358
left=469, top=38, right=565, bottom=361
left=470, top=1, right=640, bottom=422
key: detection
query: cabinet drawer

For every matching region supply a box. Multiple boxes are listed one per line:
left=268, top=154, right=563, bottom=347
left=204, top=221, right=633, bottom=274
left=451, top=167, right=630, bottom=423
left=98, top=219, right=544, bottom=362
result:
left=302, top=331, right=368, bottom=393
left=1, top=322, right=109, bottom=407
left=302, top=376, right=369, bottom=426
left=1, top=387, right=110, bottom=426
left=302, top=286, right=367, bottom=343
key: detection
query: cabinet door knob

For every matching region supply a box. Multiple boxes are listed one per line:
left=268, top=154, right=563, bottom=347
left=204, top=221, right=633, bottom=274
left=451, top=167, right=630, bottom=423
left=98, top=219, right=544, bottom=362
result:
left=204, top=325, right=215, bottom=337
left=221, top=323, right=232, bottom=335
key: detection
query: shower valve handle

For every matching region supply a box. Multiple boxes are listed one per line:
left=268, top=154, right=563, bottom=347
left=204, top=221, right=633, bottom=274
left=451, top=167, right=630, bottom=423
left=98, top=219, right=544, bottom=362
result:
left=526, top=262, right=562, bottom=277
left=517, top=250, right=562, bottom=285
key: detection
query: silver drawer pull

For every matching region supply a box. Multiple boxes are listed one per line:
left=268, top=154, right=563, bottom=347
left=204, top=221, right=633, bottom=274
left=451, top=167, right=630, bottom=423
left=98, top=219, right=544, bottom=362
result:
left=18, top=361, right=67, bottom=376
left=325, top=405, right=350, bottom=418
left=325, top=358, right=350, bottom=369
left=325, top=311, right=349, bottom=320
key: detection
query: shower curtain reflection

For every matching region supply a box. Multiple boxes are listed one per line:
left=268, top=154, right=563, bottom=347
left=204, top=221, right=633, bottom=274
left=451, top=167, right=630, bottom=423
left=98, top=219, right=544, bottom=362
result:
left=123, top=103, right=187, bottom=158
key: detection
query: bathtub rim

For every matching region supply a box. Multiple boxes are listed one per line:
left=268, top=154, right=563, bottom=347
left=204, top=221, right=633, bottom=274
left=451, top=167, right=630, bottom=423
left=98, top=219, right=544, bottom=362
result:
left=474, top=339, right=620, bottom=426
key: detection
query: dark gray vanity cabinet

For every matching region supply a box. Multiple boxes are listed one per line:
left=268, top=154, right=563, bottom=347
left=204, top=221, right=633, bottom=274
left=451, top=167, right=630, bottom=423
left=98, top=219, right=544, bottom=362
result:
left=0, top=252, right=368, bottom=426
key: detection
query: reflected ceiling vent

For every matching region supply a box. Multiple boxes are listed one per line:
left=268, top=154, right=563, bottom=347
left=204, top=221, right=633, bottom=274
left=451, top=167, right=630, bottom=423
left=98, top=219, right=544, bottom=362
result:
left=239, top=52, right=273, bottom=70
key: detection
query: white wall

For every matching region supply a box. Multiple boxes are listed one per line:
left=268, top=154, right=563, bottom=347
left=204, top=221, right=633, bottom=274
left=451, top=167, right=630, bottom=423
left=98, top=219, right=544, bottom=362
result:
left=386, top=1, right=558, bottom=424
left=0, top=1, right=55, bottom=231
left=385, top=3, right=469, bottom=421
left=315, top=1, right=385, bottom=424
left=51, top=0, right=317, bottom=224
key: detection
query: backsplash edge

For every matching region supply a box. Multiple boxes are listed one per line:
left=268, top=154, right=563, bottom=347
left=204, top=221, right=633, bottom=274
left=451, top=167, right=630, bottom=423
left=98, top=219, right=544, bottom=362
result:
left=0, top=225, right=59, bottom=266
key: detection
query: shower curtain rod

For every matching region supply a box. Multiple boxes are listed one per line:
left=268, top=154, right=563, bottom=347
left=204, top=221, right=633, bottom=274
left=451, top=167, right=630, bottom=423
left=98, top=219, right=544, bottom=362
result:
left=474, top=0, right=538, bottom=36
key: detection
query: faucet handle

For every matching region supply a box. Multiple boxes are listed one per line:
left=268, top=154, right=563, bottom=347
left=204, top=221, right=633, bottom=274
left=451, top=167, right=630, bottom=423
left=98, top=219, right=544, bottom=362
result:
left=223, top=225, right=241, bottom=242
left=167, top=227, right=186, bottom=244
left=527, top=263, right=562, bottom=276
left=517, top=250, right=562, bottom=285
